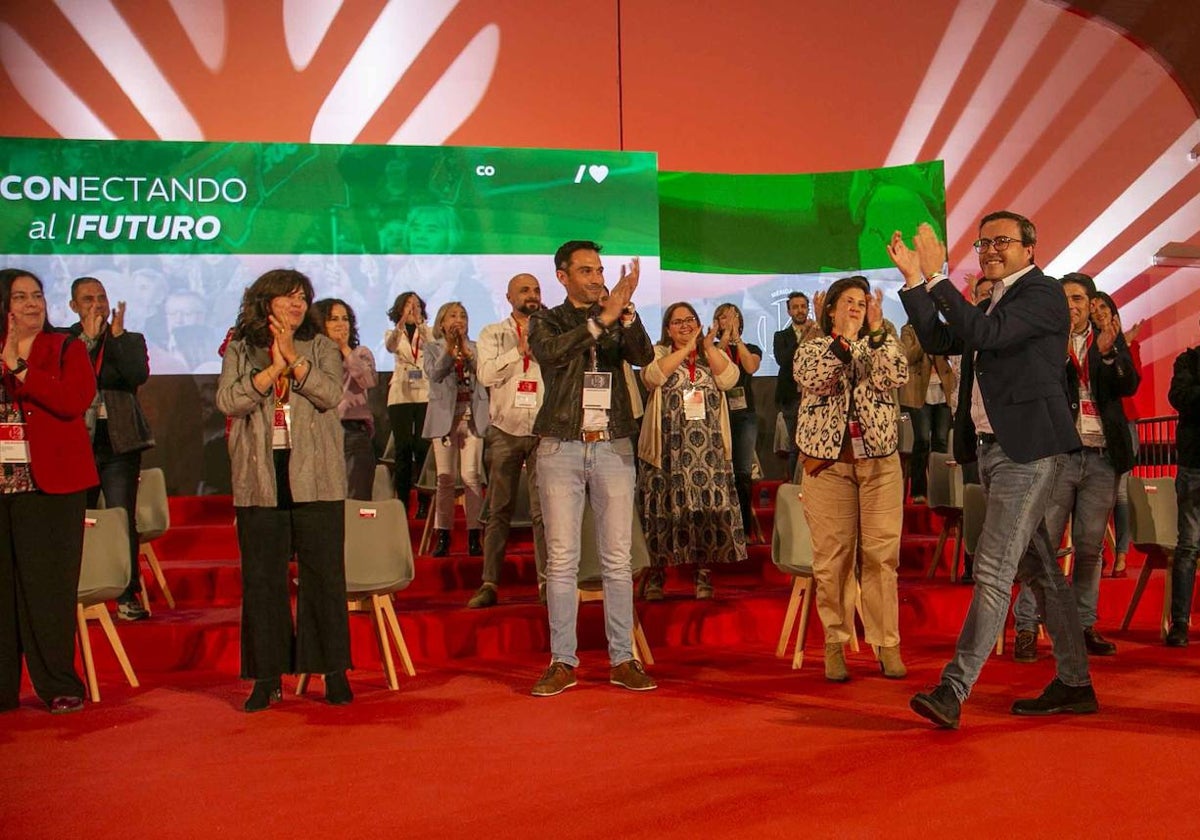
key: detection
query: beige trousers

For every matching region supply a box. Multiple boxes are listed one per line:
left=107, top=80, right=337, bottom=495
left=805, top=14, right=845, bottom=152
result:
left=800, top=453, right=903, bottom=647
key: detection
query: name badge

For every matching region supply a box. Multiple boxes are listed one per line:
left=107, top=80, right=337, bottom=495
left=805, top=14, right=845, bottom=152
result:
left=408, top=369, right=425, bottom=382
left=1079, top=399, right=1103, bottom=436
left=582, top=371, right=612, bottom=410
left=726, top=386, right=748, bottom=412
left=848, top=419, right=867, bottom=459
left=96, top=395, right=108, bottom=420
left=272, top=404, right=292, bottom=450
left=0, top=422, right=30, bottom=463
left=683, top=388, right=706, bottom=421
left=514, top=379, right=539, bottom=408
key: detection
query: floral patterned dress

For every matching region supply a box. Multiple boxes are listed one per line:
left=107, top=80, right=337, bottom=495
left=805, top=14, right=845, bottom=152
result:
left=638, top=359, right=747, bottom=567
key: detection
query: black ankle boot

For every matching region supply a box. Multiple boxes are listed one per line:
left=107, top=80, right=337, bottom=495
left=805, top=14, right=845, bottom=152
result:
left=325, top=671, right=353, bottom=705
left=468, top=529, right=483, bottom=556
left=415, top=496, right=430, bottom=519
left=243, top=677, right=282, bottom=713
left=431, top=528, right=451, bottom=557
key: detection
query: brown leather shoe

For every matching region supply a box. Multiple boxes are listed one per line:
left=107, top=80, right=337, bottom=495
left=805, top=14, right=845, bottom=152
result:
left=467, top=584, right=498, bottom=609
left=1013, top=629, right=1038, bottom=663
left=531, top=662, right=576, bottom=697
left=610, top=659, right=657, bottom=691
left=1083, top=626, right=1117, bottom=656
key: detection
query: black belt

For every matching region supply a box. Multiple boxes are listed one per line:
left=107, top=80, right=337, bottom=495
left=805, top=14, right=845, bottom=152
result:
left=977, top=433, right=997, bottom=446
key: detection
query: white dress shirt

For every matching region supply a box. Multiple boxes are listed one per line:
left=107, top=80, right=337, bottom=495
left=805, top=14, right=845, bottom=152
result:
left=477, top=315, right=544, bottom=437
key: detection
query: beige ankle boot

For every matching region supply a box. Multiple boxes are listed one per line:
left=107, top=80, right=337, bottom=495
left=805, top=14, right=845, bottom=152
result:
left=877, top=644, right=907, bottom=679
left=824, top=642, right=849, bottom=682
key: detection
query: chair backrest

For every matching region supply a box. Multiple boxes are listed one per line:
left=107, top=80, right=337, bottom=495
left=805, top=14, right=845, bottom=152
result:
left=961, top=482, right=986, bottom=555
left=897, top=412, right=914, bottom=455
left=579, top=502, right=650, bottom=584
left=343, top=499, right=415, bottom=596
left=78, top=508, right=132, bottom=606
left=1127, top=476, right=1177, bottom=551
left=479, top=466, right=534, bottom=528
left=771, top=483, right=814, bottom=577
left=371, top=464, right=397, bottom=501
left=134, top=467, right=170, bottom=542
left=927, top=453, right=963, bottom=511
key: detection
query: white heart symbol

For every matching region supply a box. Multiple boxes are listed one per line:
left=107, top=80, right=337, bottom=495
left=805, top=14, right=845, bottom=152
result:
left=588, top=164, right=609, bottom=183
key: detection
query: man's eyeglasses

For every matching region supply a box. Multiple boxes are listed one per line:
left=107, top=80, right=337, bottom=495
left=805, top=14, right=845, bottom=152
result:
left=972, top=236, right=1024, bottom=253
left=669, top=317, right=698, bottom=328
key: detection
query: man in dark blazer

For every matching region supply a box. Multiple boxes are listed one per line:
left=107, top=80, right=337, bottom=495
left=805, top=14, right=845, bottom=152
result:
left=889, top=212, right=1096, bottom=729
left=773, top=292, right=820, bottom=479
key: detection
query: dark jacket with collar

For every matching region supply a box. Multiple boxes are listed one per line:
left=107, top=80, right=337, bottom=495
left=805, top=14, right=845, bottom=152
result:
left=528, top=300, right=654, bottom=441
left=1065, top=329, right=1139, bottom=474
left=1168, top=346, right=1200, bottom=468
left=899, top=266, right=1080, bottom=465
left=68, top=323, right=154, bottom=454
left=773, top=321, right=821, bottom=408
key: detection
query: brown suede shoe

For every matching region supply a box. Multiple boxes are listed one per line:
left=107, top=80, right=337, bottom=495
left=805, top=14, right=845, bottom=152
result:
left=824, top=642, right=849, bottom=682
left=610, top=659, right=657, bottom=691
left=531, top=662, right=577, bottom=697
left=877, top=644, right=907, bottom=679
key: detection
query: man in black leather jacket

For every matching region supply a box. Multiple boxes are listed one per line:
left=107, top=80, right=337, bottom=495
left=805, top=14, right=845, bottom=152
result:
left=526, top=240, right=656, bottom=697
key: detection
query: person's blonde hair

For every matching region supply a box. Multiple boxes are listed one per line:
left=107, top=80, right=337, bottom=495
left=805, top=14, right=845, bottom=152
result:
left=431, top=301, right=469, bottom=339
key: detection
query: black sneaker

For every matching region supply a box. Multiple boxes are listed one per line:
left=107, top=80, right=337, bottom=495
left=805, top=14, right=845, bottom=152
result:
left=1083, top=626, right=1117, bottom=656
left=910, top=682, right=961, bottom=729
left=1010, top=678, right=1098, bottom=716
left=1165, top=622, right=1189, bottom=648
left=116, top=600, right=149, bottom=622
left=1013, top=629, right=1037, bottom=663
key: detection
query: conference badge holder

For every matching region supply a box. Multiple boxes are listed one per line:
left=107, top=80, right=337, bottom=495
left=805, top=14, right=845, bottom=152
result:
left=1079, top=399, right=1103, bottom=436
left=726, top=386, right=748, bottom=412
left=848, top=419, right=867, bottom=459
left=272, top=404, right=292, bottom=450
left=582, top=372, right=612, bottom=410
left=0, top=422, right=30, bottom=463
left=683, top=388, right=706, bottom=421
left=514, top=379, right=539, bottom=409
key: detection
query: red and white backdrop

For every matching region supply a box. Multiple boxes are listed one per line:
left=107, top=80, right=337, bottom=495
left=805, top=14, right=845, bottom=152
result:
left=2, top=0, right=1197, bottom=417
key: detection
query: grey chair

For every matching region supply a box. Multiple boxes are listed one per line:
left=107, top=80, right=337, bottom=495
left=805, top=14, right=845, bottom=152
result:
left=478, top=465, right=533, bottom=529
left=297, top=498, right=417, bottom=695
left=76, top=508, right=140, bottom=702
left=577, top=502, right=654, bottom=664
left=925, top=452, right=964, bottom=581
left=134, top=467, right=175, bottom=612
left=1121, top=476, right=1177, bottom=638
left=371, top=463, right=397, bottom=501
left=771, top=483, right=859, bottom=669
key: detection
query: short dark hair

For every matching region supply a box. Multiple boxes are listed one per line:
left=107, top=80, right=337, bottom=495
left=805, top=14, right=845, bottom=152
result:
left=1092, top=290, right=1119, bottom=319
left=311, top=298, right=360, bottom=349
left=1060, top=272, right=1096, bottom=295
left=231, top=269, right=317, bottom=347
left=787, top=291, right=809, bottom=305
left=979, top=210, right=1037, bottom=246
left=818, top=276, right=872, bottom=338
left=0, top=268, right=54, bottom=334
left=70, top=275, right=105, bottom=300
left=659, top=301, right=702, bottom=347
left=387, top=291, right=427, bottom=325
left=554, top=240, right=602, bottom=272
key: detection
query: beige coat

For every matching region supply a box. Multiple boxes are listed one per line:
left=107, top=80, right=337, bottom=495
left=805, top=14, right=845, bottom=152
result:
left=898, top=323, right=956, bottom=408
left=638, top=345, right=739, bottom=469
left=217, top=334, right=346, bottom=508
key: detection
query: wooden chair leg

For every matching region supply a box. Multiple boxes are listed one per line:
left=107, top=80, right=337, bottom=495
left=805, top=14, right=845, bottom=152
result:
left=142, top=544, right=175, bottom=609
left=927, top=524, right=949, bottom=579
left=951, top=519, right=963, bottom=583
left=776, top=578, right=804, bottom=658
left=371, top=595, right=399, bottom=690
left=1161, top=559, right=1174, bottom=640
left=792, top=582, right=814, bottom=670
left=295, top=674, right=311, bottom=695
left=92, top=605, right=139, bottom=688
left=1121, top=560, right=1156, bottom=630
left=995, top=630, right=1004, bottom=656
left=138, top=575, right=152, bottom=617
left=632, top=607, right=655, bottom=665
left=380, top=595, right=416, bottom=677
left=76, top=604, right=99, bottom=702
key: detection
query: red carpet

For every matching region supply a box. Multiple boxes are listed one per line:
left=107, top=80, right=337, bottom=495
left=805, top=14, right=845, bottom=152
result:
left=3, top=493, right=1200, bottom=838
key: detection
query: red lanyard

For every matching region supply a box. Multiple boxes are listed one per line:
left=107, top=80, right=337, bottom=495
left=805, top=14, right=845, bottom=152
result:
left=270, top=346, right=291, bottom=404
left=686, top=351, right=698, bottom=383
left=515, top=321, right=530, bottom=373
left=410, top=329, right=421, bottom=365
left=1068, top=329, right=1093, bottom=387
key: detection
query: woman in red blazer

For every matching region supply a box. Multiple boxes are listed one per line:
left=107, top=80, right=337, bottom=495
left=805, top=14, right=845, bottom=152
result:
left=0, top=268, right=98, bottom=715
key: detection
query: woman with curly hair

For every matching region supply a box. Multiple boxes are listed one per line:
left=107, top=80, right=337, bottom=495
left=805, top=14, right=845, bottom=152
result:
left=385, top=291, right=431, bottom=514
left=217, top=269, right=352, bottom=712
left=311, top=298, right=378, bottom=501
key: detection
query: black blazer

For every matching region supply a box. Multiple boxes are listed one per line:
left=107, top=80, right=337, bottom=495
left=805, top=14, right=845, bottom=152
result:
left=773, top=327, right=799, bottom=409
left=899, top=266, right=1080, bottom=465
left=1065, top=331, right=1139, bottom=474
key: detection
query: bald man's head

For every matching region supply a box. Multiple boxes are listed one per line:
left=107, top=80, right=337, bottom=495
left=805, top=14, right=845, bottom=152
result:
left=507, top=273, right=542, bottom=316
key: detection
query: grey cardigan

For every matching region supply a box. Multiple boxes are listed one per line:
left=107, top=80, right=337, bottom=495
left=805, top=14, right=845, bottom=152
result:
left=217, top=334, right=347, bottom=508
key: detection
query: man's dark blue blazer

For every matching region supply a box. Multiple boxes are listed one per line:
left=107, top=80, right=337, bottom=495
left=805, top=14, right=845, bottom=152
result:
left=898, top=266, right=1080, bottom=465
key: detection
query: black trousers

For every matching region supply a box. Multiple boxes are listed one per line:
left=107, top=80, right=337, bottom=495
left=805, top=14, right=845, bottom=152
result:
left=388, top=402, right=429, bottom=507
left=0, top=490, right=87, bottom=708
left=235, top=496, right=351, bottom=681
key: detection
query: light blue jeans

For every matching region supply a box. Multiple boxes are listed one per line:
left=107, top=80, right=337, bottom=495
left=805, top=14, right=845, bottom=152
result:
left=536, top=437, right=636, bottom=667
left=942, top=442, right=1091, bottom=700
left=1014, top=449, right=1118, bottom=630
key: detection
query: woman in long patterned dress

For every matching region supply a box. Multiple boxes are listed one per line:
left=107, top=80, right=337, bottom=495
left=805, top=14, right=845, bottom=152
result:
left=638, top=302, right=747, bottom=600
